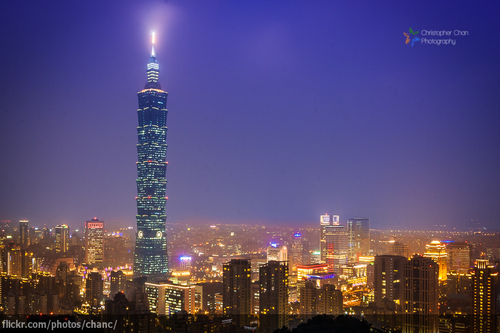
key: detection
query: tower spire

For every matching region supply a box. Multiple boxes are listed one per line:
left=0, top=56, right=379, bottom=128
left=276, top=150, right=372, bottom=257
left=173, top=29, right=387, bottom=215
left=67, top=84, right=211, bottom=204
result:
left=145, top=31, right=160, bottom=89
left=151, top=31, right=156, bottom=57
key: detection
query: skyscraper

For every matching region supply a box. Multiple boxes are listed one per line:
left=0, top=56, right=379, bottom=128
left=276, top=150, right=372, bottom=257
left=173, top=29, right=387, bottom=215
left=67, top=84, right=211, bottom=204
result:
left=85, top=217, right=104, bottom=264
left=133, top=32, right=169, bottom=279
left=471, top=259, right=498, bottom=333
left=55, top=224, right=69, bottom=253
left=347, top=218, right=370, bottom=261
left=374, top=255, right=406, bottom=310
left=320, top=214, right=339, bottom=262
left=259, top=261, right=289, bottom=333
left=223, top=259, right=251, bottom=326
left=402, top=255, right=439, bottom=333
left=19, top=220, right=29, bottom=248
left=424, top=240, right=448, bottom=281
left=290, top=232, right=304, bottom=273
left=447, top=242, right=471, bottom=274
left=324, top=224, right=348, bottom=274
left=267, top=243, right=287, bottom=263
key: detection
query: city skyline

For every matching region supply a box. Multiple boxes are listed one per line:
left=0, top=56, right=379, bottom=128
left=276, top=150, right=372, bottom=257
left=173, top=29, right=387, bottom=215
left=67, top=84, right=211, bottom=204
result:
left=1, top=1, right=500, bottom=230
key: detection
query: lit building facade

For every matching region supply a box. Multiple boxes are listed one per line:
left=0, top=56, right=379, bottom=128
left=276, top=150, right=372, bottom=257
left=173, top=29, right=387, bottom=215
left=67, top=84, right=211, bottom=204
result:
left=259, top=261, right=289, bottom=333
left=424, top=240, right=448, bottom=281
left=267, top=243, right=287, bottom=263
left=324, top=224, right=348, bottom=274
left=19, top=220, right=29, bottom=248
left=290, top=232, right=303, bottom=273
left=85, top=218, right=104, bottom=264
left=222, top=259, right=251, bottom=326
left=55, top=224, right=69, bottom=253
left=134, top=33, right=169, bottom=279
left=347, top=218, right=370, bottom=261
left=299, top=282, right=342, bottom=318
left=447, top=242, right=470, bottom=274
left=402, top=255, right=439, bottom=333
left=471, top=259, right=498, bottom=333
left=320, top=214, right=339, bottom=262
left=145, top=281, right=196, bottom=315
left=374, top=255, right=406, bottom=310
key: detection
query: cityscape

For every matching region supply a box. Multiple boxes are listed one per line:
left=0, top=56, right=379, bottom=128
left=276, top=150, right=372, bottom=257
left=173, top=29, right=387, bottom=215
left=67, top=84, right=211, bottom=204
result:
left=1, top=1, right=500, bottom=333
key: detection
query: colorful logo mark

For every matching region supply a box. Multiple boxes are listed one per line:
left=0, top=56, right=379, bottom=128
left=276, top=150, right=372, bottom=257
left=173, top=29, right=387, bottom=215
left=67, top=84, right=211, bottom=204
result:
left=404, top=27, right=420, bottom=46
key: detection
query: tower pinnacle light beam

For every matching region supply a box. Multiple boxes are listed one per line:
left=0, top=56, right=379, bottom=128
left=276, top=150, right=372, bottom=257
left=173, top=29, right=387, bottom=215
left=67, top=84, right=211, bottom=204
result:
left=133, top=33, right=169, bottom=279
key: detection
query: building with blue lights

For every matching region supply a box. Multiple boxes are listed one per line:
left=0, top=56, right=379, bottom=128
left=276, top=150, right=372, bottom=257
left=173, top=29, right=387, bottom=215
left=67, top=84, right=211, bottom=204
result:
left=133, top=35, right=169, bottom=279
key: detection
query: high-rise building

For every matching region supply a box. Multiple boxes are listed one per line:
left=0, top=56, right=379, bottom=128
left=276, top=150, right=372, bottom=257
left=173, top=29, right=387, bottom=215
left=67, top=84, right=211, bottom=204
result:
left=145, top=280, right=196, bottom=315
left=374, top=255, right=406, bottom=310
left=447, top=242, right=471, bottom=274
left=223, top=259, right=251, bottom=326
left=259, top=261, right=289, bottom=333
left=86, top=271, right=104, bottom=308
left=110, top=270, right=126, bottom=297
left=55, top=224, right=70, bottom=254
left=324, top=224, right=348, bottom=274
left=424, top=240, right=448, bottom=281
left=290, top=232, right=304, bottom=273
left=85, top=218, right=104, bottom=264
left=267, top=243, right=287, bottom=263
left=471, top=259, right=498, bottom=333
left=402, top=255, right=439, bottom=333
left=19, top=220, right=29, bottom=248
left=299, top=281, right=342, bottom=319
left=347, top=218, right=370, bottom=261
left=320, top=214, right=339, bottom=262
left=390, top=241, right=410, bottom=259
left=133, top=33, right=169, bottom=279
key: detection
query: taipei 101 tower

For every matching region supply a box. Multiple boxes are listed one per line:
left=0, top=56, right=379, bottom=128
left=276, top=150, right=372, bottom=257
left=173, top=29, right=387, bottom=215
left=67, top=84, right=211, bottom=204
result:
left=133, top=32, right=169, bottom=279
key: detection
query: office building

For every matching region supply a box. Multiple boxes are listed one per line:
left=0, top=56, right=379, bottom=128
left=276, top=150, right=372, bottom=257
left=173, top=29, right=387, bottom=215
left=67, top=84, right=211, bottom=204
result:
left=110, top=270, right=126, bottom=297
left=424, top=240, right=448, bottom=281
left=134, top=33, right=169, bottom=279
left=19, top=220, right=29, bottom=248
left=267, top=243, right=287, bottom=263
left=324, top=224, right=348, bottom=274
left=374, top=255, right=406, bottom=310
left=290, top=232, right=303, bottom=273
left=390, top=241, right=410, bottom=259
left=145, top=280, right=196, bottom=315
left=85, top=218, right=104, bottom=264
left=86, top=272, right=104, bottom=307
left=223, top=259, right=251, bottom=326
left=347, top=218, right=370, bottom=261
left=447, top=242, right=471, bottom=274
left=471, top=259, right=498, bottom=333
left=402, top=255, right=439, bottom=333
left=55, top=224, right=70, bottom=254
left=320, top=214, right=339, bottom=262
left=299, top=282, right=342, bottom=318
left=259, top=261, right=289, bottom=333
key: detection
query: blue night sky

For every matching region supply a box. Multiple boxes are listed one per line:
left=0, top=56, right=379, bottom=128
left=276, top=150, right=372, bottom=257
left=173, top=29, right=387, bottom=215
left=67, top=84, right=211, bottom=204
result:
left=0, top=1, right=499, bottom=230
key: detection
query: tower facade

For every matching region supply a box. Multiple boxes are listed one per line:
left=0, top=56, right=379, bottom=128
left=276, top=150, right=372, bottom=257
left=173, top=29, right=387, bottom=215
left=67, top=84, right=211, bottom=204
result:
left=402, top=255, right=439, bottom=333
left=85, top=218, right=104, bottom=264
left=19, top=220, right=29, bottom=248
left=347, top=218, right=370, bottom=261
left=133, top=34, right=169, bottom=279
left=320, top=214, right=339, bottom=262
left=259, top=261, right=289, bottom=333
left=374, top=255, right=406, bottom=310
left=471, top=259, right=498, bottom=333
left=55, top=224, right=69, bottom=253
left=423, top=240, right=448, bottom=281
left=324, top=224, right=348, bottom=274
left=223, top=259, right=251, bottom=326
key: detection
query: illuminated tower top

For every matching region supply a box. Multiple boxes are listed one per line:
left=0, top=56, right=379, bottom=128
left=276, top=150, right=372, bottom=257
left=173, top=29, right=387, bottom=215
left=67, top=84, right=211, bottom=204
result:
left=145, top=32, right=161, bottom=89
